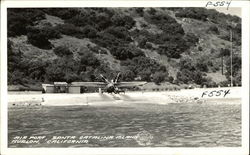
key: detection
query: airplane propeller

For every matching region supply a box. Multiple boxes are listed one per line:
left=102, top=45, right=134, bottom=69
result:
left=114, top=72, right=121, bottom=83
left=100, top=74, right=110, bottom=84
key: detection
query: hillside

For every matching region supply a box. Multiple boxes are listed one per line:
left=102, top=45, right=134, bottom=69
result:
left=7, top=8, right=242, bottom=90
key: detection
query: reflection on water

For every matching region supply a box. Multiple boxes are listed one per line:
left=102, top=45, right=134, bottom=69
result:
left=8, top=102, right=241, bottom=147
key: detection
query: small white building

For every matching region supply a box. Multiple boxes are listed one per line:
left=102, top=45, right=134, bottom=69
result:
left=42, top=82, right=81, bottom=94
left=42, top=84, right=55, bottom=93
left=68, top=86, right=81, bottom=94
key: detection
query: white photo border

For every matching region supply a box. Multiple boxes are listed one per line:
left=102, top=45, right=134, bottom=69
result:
left=1, top=1, right=249, bottom=155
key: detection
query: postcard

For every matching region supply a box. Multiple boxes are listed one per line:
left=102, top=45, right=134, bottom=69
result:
left=1, top=0, right=249, bottom=155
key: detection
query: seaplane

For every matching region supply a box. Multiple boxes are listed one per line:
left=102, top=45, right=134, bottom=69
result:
left=71, top=73, right=147, bottom=94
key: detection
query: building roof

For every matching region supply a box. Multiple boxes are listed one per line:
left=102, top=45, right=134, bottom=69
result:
left=42, top=84, right=54, bottom=87
left=54, top=82, right=68, bottom=86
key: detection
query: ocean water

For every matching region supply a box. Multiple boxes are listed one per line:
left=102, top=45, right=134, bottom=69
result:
left=8, top=102, right=241, bottom=147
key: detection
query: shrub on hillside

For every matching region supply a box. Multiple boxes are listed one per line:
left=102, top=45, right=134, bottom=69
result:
left=147, top=12, right=184, bottom=35
left=8, top=13, right=30, bottom=37
left=93, top=27, right=132, bottom=49
left=66, top=14, right=89, bottom=27
left=41, top=26, right=61, bottom=39
left=168, top=76, right=174, bottom=83
left=184, top=33, right=199, bottom=47
left=135, top=8, right=144, bottom=16
left=95, top=13, right=113, bottom=30
left=46, top=57, right=79, bottom=82
left=121, top=70, right=136, bottom=81
left=179, top=57, right=196, bottom=71
left=198, top=46, right=203, bottom=51
left=8, top=70, right=25, bottom=85
left=121, top=56, right=168, bottom=82
left=195, top=58, right=209, bottom=72
left=27, top=27, right=52, bottom=49
left=137, top=36, right=147, bottom=48
left=88, top=46, right=107, bottom=54
left=201, top=77, right=217, bottom=88
left=175, top=8, right=208, bottom=21
left=148, top=13, right=176, bottom=26
left=79, top=51, right=100, bottom=71
left=152, top=72, right=169, bottom=85
left=207, top=25, right=220, bottom=34
left=105, top=26, right=132, bottom=41
left=218, top=80, right=230, bottom=87
left=144, top=12, right=190, bottom=58
left=8, top=9, right=45, bottom=37
left=176, top=57, right=209, bottom=84
left=43, top=8, right=80, bottom=20
left=158, top=41, right=187, bottom=59
left=82, top=25, right=98, bottom=38
left=111, top=14, right=135, bottom=29
left=8, top=40, right=22, bottom=73
left=110, top=46, right=132, bottom=60
left=56, top=23, right=84, bottom=38
left=53, top=46, right=73, bottom=57
left=26, top=26, right=61, bottom=49
left=94, top=32, right=120, bottom=48
left=65, top=10, right=113, bottom=30
left=145, top=42, right=153, bottom=49
left=110, top=45, right=144, bottom=60
left=147, top=8, right=157, bottom=16
left=176, top=69, right=206, bottom=85
left=176, top=69, right=193, bottom=84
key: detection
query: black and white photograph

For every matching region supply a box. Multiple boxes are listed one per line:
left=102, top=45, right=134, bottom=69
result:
left=1, top=0, right=249, bottom=155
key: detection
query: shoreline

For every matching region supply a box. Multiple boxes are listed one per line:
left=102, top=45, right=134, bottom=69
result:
left=8, top=87, right=241, bottom=106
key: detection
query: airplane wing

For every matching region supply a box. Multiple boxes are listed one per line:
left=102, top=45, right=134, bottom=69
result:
left=71, top=82, right=106, bottom=87
left=116, top=82, right=147, bottom=88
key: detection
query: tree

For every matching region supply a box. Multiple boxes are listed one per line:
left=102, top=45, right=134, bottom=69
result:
left=121, top=70, right=136, bottom=81
left=195, top=57, right=209, bottom=72
left=105, top=26, right=131, bottom=41
left=111, top=14, right=135, bottom=29
left=184, top=33, right=199, bottom=47
left=46, top=58, right=79, bottom=82
left=41, top=26, right=61, bottom=39
left=139, top=69, right=152, bottom=81
left=175, top=8, right=208, bottom=21
left=27, top=59, right=48, bottom=81
left=177, top=57, right=207, bottom=84
left=82, top=25, right=98, bottom=38
left=27, top=27, right=52, bottom=49
left=8, top=40, right=22, bottom=73
left=8, top=13, right=30, bottom=37
left=110, top=45, right=144, bottom=60
left=8, top=9, right=46, bottom=37
left=152, top=72, right=168, bottom=84
left=78, top=51, right=100, bottom=73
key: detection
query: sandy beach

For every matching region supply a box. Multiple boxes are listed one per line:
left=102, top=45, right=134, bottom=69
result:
left=8, top=87, right=241, bottom=106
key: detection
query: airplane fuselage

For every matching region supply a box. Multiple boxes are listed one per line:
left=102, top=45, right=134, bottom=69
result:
left=106, top=84, right=115, bottom=93
left=105, top=83, right=124, bottom=94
